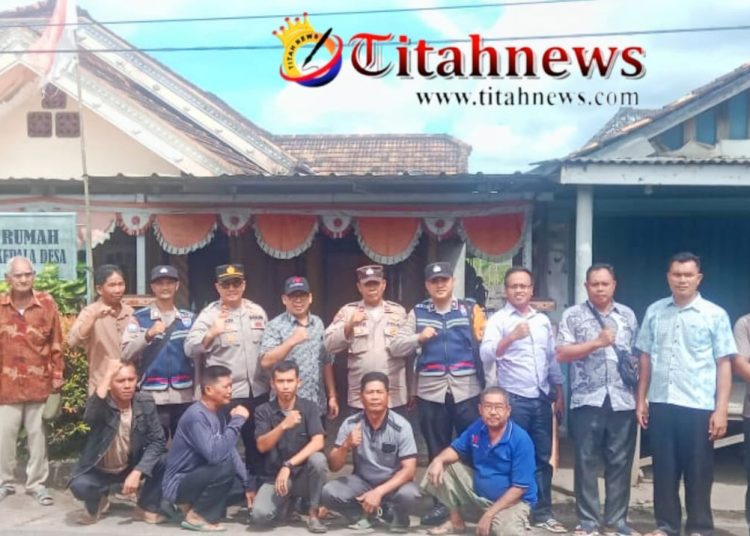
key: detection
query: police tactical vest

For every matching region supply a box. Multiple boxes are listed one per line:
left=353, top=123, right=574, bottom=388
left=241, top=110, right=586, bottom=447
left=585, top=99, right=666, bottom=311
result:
left=414, top=299, right=478, bottom=378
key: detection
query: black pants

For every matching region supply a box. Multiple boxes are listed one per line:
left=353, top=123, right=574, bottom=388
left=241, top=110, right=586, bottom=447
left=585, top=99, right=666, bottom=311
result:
left=222, top=394, right=269, bottom=483
left=417, top=393, right=480, bottom=461
left=69, top=457, right=165, bottom=515
left=650, top=403, right=714, bottom=536
left=157, top=402, right=191, bottom=442
left=570, top=398, right=636, bottom=529
left=175, top=460, right=236, bottom=523
left=508, top=392, right=553, bottom=522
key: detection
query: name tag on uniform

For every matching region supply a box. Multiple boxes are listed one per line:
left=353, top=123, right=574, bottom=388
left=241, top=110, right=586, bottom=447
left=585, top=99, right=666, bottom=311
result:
left=150, top=309, right=161, bottom=321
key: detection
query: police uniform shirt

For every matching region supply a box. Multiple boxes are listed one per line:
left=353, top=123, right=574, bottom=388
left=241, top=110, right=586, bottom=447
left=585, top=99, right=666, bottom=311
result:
left=335, top=410, right=417, bottom=486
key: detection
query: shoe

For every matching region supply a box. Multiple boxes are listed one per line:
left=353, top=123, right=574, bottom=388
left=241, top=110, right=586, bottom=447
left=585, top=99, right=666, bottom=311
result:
left=348, top=518, right=374, bottom=533
left=535, top=518, right=567, bottom=533
left=603, top=524, right=641, bottom=536
left=574, top=522, right=599, bottom=536
left=421, top=504, right=449, bottom=526
left=307, top=516, right=328, bottom=534
left=77, top=495, right=110, bottom=525
left=0, top=485, right=15, bottom=502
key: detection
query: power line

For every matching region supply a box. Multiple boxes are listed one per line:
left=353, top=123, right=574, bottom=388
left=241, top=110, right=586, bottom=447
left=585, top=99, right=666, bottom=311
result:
left=0, top=0, right=595, bottom=29
left=3, top=23, right=750, bottom=54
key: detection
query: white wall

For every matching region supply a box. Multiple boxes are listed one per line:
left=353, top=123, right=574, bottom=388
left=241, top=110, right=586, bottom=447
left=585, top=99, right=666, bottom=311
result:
left=0, top=91, right=180, bottom=178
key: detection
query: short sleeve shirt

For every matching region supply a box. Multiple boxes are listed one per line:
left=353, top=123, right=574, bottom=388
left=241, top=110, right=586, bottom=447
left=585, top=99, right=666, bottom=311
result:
left=451, top=418, right=537, bottom=505
left=636, top=294, right=736, bottom=410
left=335, top=410, right=417, bottom=486
left=733, top=314, right=750, bottom=418
left=254, top=396, right=324, bottom=482
left=556, top=301, right=638, bottom=411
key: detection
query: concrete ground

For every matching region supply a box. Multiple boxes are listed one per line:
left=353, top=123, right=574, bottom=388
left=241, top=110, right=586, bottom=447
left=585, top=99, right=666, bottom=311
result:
left=0, top=439, right=747, bottom=536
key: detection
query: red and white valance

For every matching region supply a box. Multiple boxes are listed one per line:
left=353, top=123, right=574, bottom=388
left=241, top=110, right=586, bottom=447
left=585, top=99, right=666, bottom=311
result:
left=77, top=212, right=116, bottom=248
left=153, top=214, right=217, bottom=255
left=218, top=211, right=252, bottom=236
left=117, top=210, right=153, bottom=236
left=423, top=217, right=456, bottom=241
left=355, top=217, right=422, bottom=265
left=320, top=215, right=352, bottom=238
left=458, top=211, right=527, bottom=262
left=254, top=214, right=318, bottom=259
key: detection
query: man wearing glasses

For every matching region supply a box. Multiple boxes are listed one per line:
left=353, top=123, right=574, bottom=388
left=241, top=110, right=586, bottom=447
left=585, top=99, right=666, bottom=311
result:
left=421, top=387, right=537, bottom=536
left=259, top=276, right=339, bottom=422
left=185, top=263, right=269, bottom=497
left=479, top=267, right=565, bottom=533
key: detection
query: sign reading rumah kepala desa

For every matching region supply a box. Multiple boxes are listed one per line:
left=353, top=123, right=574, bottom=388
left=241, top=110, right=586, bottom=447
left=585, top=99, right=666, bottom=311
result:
left=0, top=213, right=77, bottom=280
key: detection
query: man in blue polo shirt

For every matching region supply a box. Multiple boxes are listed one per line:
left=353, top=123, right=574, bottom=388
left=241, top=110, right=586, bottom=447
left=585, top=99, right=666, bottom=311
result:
left=421, top=386, right=536, bottom=536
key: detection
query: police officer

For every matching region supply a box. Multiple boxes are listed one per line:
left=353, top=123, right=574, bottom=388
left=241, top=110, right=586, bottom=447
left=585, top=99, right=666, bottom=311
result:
left=185, top=264, right=268, bottom=492
left=325, top=265, right=409, bottom=413
left=390, top=262, right=487, bottom=526
left=122, top=265, right=196, bottom=440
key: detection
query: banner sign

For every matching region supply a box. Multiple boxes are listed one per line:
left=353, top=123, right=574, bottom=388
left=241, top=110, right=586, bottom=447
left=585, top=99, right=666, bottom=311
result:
left=0, top=212, right=77, bottom=280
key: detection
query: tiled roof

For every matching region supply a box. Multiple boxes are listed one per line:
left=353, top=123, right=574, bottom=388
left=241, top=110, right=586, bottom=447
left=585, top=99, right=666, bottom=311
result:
left=273, top=134, right=472, bottom=175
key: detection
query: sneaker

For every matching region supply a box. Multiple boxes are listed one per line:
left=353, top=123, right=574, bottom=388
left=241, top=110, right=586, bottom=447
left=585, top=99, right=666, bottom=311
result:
left=307, top=516, right=328, bottom=534
left=421, top=504, right=449, bottom=526
left=603, top=524, right=641, bottom=536
left=348, top=518, right=374, bottom=533
left=535, top=518, right=567, bottom=533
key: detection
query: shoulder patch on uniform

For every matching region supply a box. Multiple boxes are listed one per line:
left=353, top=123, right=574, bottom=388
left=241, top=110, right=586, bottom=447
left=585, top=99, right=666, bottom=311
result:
left=415, top=300, right=431, bottom=310
left=345, top=412, right=364, bottom=425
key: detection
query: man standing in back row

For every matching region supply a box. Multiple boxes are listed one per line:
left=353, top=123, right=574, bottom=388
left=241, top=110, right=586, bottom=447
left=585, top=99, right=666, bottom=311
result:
left=325, top=265, right=409, bottom=414
left=391, top=261, right=486, bottom=526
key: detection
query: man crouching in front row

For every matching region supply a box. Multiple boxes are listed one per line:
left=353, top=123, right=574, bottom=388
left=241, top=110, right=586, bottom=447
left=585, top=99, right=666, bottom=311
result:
left=69, top=359, right=167, bottom=524
left=421, top=386, right=537, bottom=536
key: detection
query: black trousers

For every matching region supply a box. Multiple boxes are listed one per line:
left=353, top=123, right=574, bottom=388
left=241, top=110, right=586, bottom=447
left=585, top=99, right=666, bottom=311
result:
left=222, top=394, right=269, bottom=484
left=508, top=392, right=553, bottom=523
left=69, top=457, right=165, bottom=515
left=157, top=402, right=191, bottom=442
left=175, top=460, right=236, bottom=523
left=570, top=398, right=636, bottom=528
left=417, top=393, right=480, bottom=461
left=650, top=403, right=714, bottom=536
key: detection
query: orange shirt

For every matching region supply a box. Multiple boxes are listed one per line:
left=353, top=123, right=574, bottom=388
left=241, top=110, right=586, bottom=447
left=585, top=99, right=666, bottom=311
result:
left=0, top=290, right=63, bottom=404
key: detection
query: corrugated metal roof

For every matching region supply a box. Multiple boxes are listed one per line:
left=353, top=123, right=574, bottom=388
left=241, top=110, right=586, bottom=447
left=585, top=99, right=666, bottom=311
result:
left=566, top=157, right=750, bottom=165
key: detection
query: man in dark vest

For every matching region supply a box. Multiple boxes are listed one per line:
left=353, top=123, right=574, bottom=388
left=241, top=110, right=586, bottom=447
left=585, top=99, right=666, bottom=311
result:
left=122, top=265, right=196, bottom=440
left=391, top=261, right=487, bottom=526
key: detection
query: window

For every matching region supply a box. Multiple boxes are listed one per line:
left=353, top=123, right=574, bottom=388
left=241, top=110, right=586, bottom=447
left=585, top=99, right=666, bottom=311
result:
left=657, top=124, right=684, bottom=150
left=27, top=112, right=52, bottom=137
left=55, top=112, right=80, bottom=138
left=695, top=108, right=717, bottom=144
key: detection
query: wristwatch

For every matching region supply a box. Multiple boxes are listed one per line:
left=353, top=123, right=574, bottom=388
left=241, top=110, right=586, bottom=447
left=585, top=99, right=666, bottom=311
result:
left=282, top=460, right=294, bottom=470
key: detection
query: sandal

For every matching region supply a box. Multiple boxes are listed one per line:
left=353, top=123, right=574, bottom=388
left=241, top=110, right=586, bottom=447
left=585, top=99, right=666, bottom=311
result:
left=27, top=486, right=54, bottom=506
left=427, top=521, right=468, bottom=536
left=0, top=485, right=15, bottom=501
left=535, top=518, right=567, bottom=534
left=180, top=519, right=227, bottom=532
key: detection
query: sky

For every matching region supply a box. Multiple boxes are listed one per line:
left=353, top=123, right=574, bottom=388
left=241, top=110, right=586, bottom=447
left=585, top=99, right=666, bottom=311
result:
left=3, top=0, right=749, bottom=172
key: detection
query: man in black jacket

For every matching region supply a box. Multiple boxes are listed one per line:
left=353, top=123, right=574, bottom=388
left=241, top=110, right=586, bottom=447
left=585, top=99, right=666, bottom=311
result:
left=69, top=359, right=167, bottom=524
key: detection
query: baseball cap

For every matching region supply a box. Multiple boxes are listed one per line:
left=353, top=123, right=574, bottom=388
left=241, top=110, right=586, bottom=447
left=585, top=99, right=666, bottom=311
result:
left=216, top=264, right=245, bottom=281
left=284, top=276, right=310, bottom=295
left=356, top=265, right=384, bottom=283
left=150, top=265, right=178, bottom=282
left=424, top=262, right=453, bottom=281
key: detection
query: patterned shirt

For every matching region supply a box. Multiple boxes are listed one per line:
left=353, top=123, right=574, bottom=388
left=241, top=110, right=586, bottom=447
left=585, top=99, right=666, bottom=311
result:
left=0, top=290, right=63, bottom=404
left=636, top=293, right=736, bottom=411
left=480, top=303, right=563, bottom=398
left=260, top=312, right=333, bottom=413
left=557, top=301, right=638, bottom=411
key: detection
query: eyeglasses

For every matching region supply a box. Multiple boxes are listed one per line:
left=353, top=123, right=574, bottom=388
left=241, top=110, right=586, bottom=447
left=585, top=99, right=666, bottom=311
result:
left=481, top=403, right=509, bottom=413
left=218, top=279, right=244, bottom=289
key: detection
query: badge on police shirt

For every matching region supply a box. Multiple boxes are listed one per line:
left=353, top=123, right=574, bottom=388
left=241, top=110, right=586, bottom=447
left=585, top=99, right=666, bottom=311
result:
left=127, top=322, right=139, bottom=334
left=181, top=313, right=192, bottom=328
left=353, top=325, right=367, bottom=337
left=150, top=308, right=161, bottom=321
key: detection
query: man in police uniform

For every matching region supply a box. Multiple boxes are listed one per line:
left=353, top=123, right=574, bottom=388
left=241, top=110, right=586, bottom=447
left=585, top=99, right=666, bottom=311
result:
left=322, top=371, right=422, bottom=533
left=391, top=262, right=487, bottom=526
left=324, top=265, right=409, bottom=413
left=185, top=263, right=268, bottom=492
left=122, top=265, right=196, bottom=440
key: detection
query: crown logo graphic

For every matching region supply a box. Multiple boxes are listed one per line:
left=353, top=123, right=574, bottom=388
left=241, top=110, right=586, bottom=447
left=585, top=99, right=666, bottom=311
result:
left=273, top=13, right=318, bottom=47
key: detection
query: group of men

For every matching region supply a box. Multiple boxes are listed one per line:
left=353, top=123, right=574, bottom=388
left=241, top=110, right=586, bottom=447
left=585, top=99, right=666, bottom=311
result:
left=0, top=251, right=743, bottom=536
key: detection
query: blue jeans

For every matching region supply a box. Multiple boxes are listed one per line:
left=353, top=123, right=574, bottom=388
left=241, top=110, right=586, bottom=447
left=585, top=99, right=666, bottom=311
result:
left=508, top=392, right=553, bottom=523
